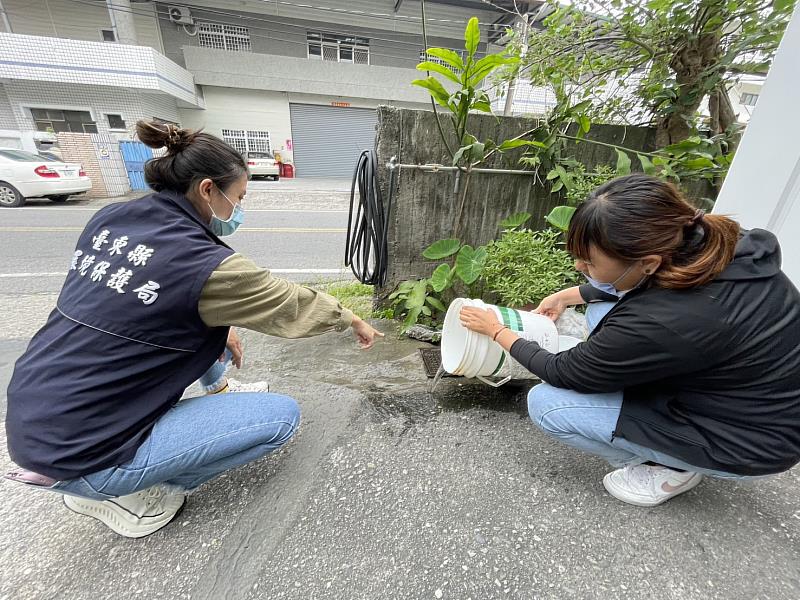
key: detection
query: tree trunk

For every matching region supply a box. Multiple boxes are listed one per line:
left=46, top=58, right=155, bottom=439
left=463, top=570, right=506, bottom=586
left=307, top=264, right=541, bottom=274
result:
left=654, top=33, right=722, bottom=148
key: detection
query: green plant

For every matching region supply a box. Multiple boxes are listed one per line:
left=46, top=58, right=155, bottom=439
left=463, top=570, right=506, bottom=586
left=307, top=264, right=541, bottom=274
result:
left=389, top=213, right=535, bottom=333
left=324, top=282, right=377, bottom=320
left=515, top=0, right=793, bottom=150
left=482, top=228, right=581, bottom=307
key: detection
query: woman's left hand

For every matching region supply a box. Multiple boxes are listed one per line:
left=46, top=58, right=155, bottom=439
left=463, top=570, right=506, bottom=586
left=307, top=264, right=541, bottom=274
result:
left=351, top=316, right=385, bottom=349
left=224, top=328, right=244, bottom=368
left=460, top=307, right=502, bottom=337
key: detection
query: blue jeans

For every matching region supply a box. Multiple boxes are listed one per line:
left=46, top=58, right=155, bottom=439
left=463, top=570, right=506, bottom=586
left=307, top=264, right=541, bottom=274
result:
left=528, top=302, right=751, bottom=479
left=53, top=355, right=300, bottom=500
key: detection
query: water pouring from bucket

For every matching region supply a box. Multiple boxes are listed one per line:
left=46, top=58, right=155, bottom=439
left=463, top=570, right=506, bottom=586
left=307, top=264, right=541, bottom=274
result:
left=441, top=298, right=581, bottom=387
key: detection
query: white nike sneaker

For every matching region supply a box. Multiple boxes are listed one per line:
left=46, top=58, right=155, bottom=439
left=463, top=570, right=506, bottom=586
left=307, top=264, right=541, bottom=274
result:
left=227, top=378, right=270, bottom=393
left=63, top=486, right=186, bottom=538
left=602, top=464, right=704, bottom=507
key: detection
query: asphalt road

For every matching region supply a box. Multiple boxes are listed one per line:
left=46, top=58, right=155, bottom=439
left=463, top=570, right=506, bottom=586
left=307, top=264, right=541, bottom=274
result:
left=0, top=194, right=354, bottom=295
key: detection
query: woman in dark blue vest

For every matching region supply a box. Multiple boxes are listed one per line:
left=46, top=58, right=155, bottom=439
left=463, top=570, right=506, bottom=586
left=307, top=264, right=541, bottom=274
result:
left=5, top=121, right=383, bottom=538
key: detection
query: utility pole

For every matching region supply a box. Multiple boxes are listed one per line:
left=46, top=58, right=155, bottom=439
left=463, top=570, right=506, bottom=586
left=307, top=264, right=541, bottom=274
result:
left=503, top=10, right=530, bottom=116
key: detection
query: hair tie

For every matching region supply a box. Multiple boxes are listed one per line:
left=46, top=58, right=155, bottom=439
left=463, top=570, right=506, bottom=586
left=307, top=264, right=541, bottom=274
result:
left=166, top=124, right=182, bottom=150
left=688, top=209, right=706, bottom=227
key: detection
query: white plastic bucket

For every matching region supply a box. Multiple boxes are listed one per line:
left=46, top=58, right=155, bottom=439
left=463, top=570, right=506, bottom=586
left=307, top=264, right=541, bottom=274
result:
left=441, top=298, right=582, bottom=387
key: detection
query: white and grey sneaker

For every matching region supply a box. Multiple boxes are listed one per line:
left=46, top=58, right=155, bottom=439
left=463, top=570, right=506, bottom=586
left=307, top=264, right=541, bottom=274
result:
left=63, top=486, right=186, bottom=538
left=227, top=378, right=270, bottom=393
left=602, top=464, right=704, bottom=507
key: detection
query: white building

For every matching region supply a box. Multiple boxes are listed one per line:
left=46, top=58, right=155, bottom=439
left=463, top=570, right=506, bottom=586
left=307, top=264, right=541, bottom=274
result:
left=0, top=0, right=509, bottom=177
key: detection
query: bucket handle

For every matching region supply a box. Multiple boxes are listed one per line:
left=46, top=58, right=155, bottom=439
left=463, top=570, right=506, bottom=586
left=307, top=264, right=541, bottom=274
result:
left=476, top=375, right=512, bottom=388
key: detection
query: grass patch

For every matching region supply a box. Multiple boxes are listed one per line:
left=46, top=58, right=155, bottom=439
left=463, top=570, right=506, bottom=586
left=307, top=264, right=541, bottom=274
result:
left=324, top=281, right=376, bottom=320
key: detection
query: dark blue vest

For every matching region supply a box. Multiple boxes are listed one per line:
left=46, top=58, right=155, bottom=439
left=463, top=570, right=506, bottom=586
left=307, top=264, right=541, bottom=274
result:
left=6, top=191, right=234, bottom=480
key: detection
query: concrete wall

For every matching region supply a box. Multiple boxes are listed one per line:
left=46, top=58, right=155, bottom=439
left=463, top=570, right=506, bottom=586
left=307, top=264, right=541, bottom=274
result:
left=178, top=86, right=293, bottom=156
left=1, top=80, right=180, bottom=136
left=375, top=107, right=667, bottom=298
left=2, top=0, right=163, bottom=51
left=183, top=46, right=432, bottom=104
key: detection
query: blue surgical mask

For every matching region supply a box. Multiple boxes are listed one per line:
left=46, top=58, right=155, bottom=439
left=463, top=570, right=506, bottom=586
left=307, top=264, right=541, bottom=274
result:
left=585, top=263, right=646, bottom=298
left=209, top=188, right=244, bottom=237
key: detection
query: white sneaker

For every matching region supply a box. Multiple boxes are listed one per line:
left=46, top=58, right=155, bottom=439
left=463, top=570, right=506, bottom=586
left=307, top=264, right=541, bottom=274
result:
left=603, top=464, right=704, bottom=507
left=227, top=378, right=270, bottom=393
left=63, top=486, right=186, bottom=538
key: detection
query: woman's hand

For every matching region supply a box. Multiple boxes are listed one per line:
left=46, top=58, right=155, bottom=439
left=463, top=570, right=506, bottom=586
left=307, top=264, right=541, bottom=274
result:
left=459, top=307, right=502, bottom=337
left=351, top=316, right=385, bottom=349
left=535, top=291, right=569, bottom=322
left=224, top=328, right=244, bottom=368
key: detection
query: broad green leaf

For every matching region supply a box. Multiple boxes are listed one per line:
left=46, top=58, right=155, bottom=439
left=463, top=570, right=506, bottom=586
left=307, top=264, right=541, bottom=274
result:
left=464, top=17, right=480, bottom=58
left=638, top=154, right=656, bottom=175
left=406, top=279, right=429, bottom=309
left=452, top=144, right=470, bottom=166
left=455, top=245, right=487, bottom=285
left=411, top=77, right=453, bottom=109
left=468, top=54, right=518, bottom=86
left=499, top=212, right=532, bottom=230
left=421, top=305, right=432, bottom=316
left=545, top=206, right=576, bottom=232
left=402, top=306, right=422, bottom=332
left=499, top=139, right=547, bottom=151
left=615, top=149, right=631, bottom=176
left=472, top=100, right=493, bottom=113
left=416, top=61, right=461, bottom=85
left=468, top=141, right=485, bottom=163
left=423, top=238, right=461, bottom=260
left=425, top=296, right=447, bottom=312
left=578, top=115, right=591, bottom=134
left=426, top=48, right=464, bottom=71
left=775, top=0, right=793, bottom=11
left=681, top=157, right=716, bottom=170
left=551, top=180, right=564, bottom=193
left=546, top=168, right=560, bottom=180
left=430, top=263, right=452, bottom=292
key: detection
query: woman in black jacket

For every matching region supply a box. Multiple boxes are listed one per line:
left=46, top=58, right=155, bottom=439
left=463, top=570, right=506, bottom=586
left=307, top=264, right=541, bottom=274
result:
left=460, top=174, right=800, bottom=507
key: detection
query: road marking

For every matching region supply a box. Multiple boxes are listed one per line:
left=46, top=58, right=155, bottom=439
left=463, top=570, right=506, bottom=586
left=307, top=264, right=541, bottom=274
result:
left=0, top=227, right=346, bottom=233
left=0, top=269, right=349, bottom=279
left=9, top=207, right=348, bottom=213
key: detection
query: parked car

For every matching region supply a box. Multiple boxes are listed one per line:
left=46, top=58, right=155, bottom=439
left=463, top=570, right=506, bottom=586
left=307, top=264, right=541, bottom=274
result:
left=245, top=151, right=280, bottom=180
left=0, top=148, right=92, bottom=207
left=37, top=150, right=63, bottom=162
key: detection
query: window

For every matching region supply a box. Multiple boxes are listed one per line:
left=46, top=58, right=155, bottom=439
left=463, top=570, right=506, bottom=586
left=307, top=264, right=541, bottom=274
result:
left=30, top=108, right=98, bottom=134
left=106, top=114, right=126, bottom=130
left=198, top=22, right=251, bottom=52
left=221, top=129, right=272, bottom=154
left=307, top=32, right=369, bottom=64
left=740, top=92, right=759, bottom=107
left=101, top=29, right=116, bottom=42
left=419, top=50, right=464, bottom=68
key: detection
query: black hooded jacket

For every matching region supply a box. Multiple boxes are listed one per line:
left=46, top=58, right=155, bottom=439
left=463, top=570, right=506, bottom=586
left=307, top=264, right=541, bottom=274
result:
left=512, top=229, right=800, bottom=475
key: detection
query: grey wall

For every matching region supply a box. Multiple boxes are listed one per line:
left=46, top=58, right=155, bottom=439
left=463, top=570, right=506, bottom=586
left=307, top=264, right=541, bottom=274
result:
left=374, top=107, right=714, bottom=299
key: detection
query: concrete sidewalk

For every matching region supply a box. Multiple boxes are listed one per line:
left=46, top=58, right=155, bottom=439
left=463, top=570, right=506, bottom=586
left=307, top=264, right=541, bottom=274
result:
left=1, top=322, right=798, bottom=600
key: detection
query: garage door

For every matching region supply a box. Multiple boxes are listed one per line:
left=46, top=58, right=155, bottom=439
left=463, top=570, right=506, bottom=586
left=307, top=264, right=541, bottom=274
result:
left=289, top=104, right=377, bottom=177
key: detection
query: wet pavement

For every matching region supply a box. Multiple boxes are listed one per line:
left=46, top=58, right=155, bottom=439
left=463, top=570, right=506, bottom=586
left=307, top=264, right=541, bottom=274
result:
left=1, top=316, right=799, bottom=600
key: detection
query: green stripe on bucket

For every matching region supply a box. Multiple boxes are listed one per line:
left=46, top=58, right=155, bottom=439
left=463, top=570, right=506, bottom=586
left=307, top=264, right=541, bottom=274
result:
left=491, top=306, right=514, bottom=375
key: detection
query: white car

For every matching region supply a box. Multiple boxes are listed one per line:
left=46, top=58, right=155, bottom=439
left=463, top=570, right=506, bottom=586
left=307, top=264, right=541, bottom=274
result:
left=0, top=148, right=92, bottom=208
left=245, top=151, right=280, bottom=180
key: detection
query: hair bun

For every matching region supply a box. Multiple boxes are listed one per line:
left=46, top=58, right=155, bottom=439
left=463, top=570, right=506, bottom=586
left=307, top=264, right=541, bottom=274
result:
left=135, top=120, right=194, bottom=153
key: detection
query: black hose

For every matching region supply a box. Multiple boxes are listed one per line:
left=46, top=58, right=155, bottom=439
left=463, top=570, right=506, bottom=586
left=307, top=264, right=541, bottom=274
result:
left=345, top=149, right=393, bottom=286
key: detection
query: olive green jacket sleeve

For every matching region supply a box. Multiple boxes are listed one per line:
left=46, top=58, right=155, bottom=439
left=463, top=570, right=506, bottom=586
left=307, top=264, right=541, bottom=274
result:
left=198, top=253, right=354, bottom=338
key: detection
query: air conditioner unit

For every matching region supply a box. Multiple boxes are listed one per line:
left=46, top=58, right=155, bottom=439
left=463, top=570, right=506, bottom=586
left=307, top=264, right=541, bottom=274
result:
left=168, top=6, right=194, bottom=26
